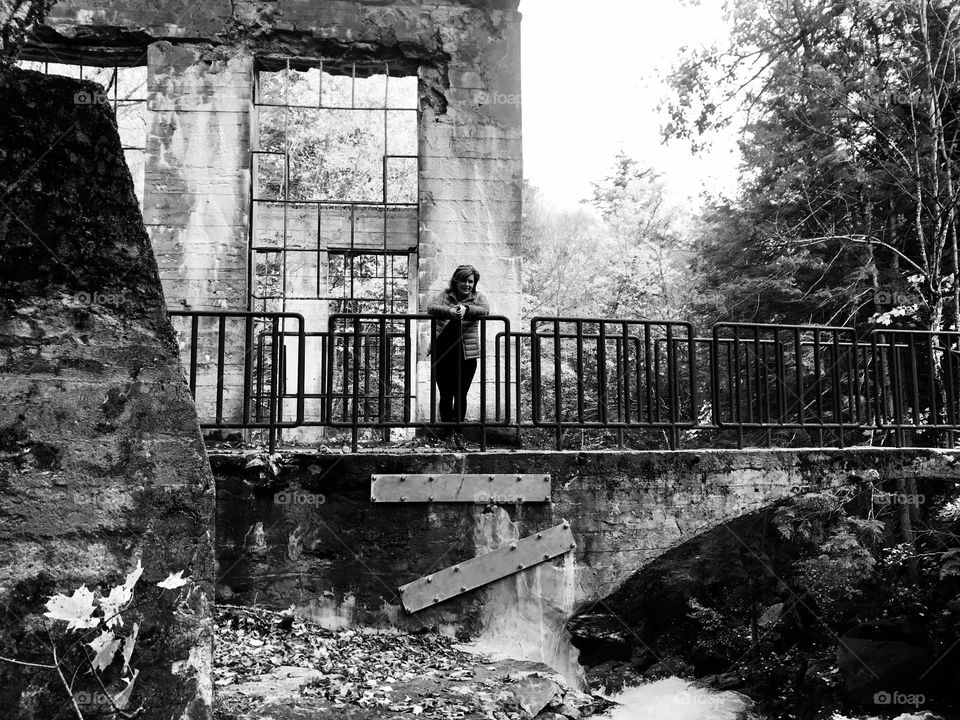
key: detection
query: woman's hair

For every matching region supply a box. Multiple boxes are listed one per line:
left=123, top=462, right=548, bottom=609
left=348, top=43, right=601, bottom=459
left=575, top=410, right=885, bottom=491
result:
left=446, top=264, right=480, bottom=294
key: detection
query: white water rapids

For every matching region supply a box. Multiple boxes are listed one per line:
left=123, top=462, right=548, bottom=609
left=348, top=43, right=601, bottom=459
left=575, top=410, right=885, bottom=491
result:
left=601, top=677, right=754, bottom=720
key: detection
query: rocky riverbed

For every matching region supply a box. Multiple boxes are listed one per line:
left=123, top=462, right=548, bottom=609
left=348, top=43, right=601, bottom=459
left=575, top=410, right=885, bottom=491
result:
left=213, top=605, right=613, bottom=720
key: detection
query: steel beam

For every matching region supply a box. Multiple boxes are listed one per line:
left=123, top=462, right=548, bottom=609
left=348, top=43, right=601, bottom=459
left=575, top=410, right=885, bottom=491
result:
left=370, top=473, right=551, bottom=503
left=399, top=521, right=575, bottom=612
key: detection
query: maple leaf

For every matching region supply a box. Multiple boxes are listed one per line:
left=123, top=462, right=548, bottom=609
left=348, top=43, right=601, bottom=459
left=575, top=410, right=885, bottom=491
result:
left=122, top=622, right=139, bottom=674
left=156, top=571, right=189, bottom=590
left=113, top=669, right=139, bottom=710
left=122, top=560, right=144, bottom=592
left=44, top=586, right=100, bottom=630
left=87, top=629, right=121, bottom=672
left=99, top=583, right=133, bottom=629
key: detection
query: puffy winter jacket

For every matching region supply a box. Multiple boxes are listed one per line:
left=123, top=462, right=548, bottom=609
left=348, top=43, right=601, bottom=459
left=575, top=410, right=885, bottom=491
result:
left=426, top=290, right=490, bottom=360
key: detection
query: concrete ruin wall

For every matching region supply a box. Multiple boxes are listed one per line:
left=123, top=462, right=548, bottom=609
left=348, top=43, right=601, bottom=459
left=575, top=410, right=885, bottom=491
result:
left=25, top=0, right=524, bottom=430
left=0, top=68, right=214, bottom=719
left=211, top=447, right=960, bottom=686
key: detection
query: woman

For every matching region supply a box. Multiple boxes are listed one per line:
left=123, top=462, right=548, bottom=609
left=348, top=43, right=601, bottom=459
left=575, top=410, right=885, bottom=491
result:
left=427, top=265, right=489, bottom=448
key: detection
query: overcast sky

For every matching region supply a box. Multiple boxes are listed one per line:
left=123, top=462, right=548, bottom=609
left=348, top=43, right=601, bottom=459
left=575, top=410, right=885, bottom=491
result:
left=518, top=0, right=741, bottom=210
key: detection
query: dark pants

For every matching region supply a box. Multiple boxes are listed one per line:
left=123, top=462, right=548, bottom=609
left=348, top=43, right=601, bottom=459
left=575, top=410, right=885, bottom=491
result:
left=432, top=324, right=478, bottom=433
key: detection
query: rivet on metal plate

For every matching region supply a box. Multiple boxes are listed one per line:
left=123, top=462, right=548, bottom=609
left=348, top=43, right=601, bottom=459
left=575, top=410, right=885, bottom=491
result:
left=543, top=475, right=549, bottom=482
left=460, top=586, right=466, bottom=592
left=400, top=476, right=406, bottom=482
left=400, top=497, right=406, bottom=502
left=510, top=544, right=517, bottom=551
left=454, top=566, right=460, bottom=572
left=516, top=475, right=522, bottom=482
left=429, top=496, right=434, bottom=502
left=428, top=476, right=435, bottom=482
left=427, top=577, right=433, bottom=583
left=536, top=533, right=542, bottom=539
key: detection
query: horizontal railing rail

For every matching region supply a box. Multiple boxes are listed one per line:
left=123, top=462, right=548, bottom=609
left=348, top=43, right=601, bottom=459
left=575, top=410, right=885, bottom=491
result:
left=171, top=310, right=960, bottom=451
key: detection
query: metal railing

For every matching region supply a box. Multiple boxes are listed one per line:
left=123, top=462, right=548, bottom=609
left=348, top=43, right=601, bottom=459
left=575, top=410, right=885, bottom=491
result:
left=169, top=310, right=306, bottom=452
left=170, top=311, right=960, bottom=451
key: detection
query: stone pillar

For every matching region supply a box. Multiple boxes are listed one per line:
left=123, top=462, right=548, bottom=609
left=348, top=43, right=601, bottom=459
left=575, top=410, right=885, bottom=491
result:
left=416, top=8, right=524, bottom=428
left=0, top=67, right=214, bottom=719
left=143, top=42, right=253, bottom=430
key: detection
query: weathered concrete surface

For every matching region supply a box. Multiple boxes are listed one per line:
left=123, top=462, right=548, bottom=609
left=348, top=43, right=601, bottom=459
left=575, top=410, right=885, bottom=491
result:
left=0, top=68, right=214, bottom=719
left=212, top=447, right=960, bottom=685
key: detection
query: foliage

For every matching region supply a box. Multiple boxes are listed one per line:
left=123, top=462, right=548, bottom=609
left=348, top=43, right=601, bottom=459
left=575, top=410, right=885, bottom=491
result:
left=521, top=154, right=693, bottom=322
left=664, top=0, right=960, bottom=332
left=0, top=564, right=191, bottom=719
left=0, top=0, right=56, bottom=69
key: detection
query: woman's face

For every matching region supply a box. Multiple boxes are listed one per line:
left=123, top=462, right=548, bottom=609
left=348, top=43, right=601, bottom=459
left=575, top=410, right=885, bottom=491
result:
left=456, top=274, right=475, bottom=296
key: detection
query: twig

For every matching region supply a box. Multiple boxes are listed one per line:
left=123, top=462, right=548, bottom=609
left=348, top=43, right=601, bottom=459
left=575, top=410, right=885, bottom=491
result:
left=0, top=654, right=56, bottom=669
left=51, top=644, right=85, bottom=720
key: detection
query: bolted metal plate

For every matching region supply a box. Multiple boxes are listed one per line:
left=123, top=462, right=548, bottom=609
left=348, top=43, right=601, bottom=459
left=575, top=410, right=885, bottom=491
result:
left=398, top=521, right=575, bottom=613
left=370, top=473, right=551, bottom=504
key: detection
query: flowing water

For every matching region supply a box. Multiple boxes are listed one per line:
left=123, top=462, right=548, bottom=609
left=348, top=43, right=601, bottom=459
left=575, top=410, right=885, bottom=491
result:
left=601, top=677, right=755, bottom=720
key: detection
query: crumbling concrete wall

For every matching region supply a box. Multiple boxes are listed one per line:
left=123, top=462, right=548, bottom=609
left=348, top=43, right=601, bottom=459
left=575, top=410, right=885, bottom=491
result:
left=0, top=68, right=214, bottom=719
left=212, top=447, right=960, bottom=685
left=25, top=0, right=524, bottom=429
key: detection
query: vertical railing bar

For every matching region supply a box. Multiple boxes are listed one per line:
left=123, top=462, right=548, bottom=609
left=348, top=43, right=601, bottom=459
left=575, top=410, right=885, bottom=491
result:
left=554, top=319, right=562, bottom=449
left=687, top=326, right=698, bottom=430
left=430, top=319, right=437, bottom=426
left=774, top=329, right=786, bottom=425
left=597, top=322, right=608, bottom=425
left=813, top=331, right=824, bottom=445
left=215, top=315, right=226, bottom=424
left=403, top=318, right=412, bottom=424
left=577, top=320, right=585, bottom=424
left=908, top=333, right=921, bottom=428
left=243, top=315, right=254, bottom=425
left=480, top=319, right=487, bottom=451
left=667, top=324, right=679, bottom=449
left=188, top=315, right=199, bottom=396
left=644, top=324, right=653, bottom=425
left=379, top=317, right=388, bottom=442
left=888, top=332, right=904, bottom=446
left=653, top=334, right=662, bottom=423
left=268, top=316, right=280, bottom=453
left=495, top=332, right=502, bottom=422
left=794, top=328, right=804, bottom=426
left=351, top=316, right=361, bottom=452
left=831, top=331, right=844, bottom=448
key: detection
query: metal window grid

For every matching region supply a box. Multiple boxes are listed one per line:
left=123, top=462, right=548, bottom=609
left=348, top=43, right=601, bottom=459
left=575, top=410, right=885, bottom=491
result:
left=249, top=58, right=420, bottom=316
